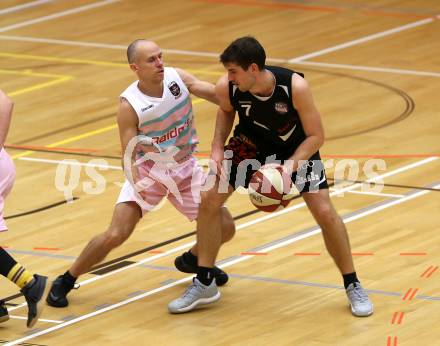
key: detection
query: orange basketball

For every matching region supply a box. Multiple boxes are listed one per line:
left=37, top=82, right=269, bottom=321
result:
left=248, top=164, right=297, bottom=212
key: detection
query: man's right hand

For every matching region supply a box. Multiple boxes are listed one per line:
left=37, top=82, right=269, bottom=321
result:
left=210, top=144, right=229, bottom=182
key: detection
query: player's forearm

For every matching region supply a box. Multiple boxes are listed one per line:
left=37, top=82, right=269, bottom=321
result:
left=211, top=109, right=234, bottom=149
left=288, top=135, right=324, bottom=171
left=119, top=136, right=142, bottom=186
left=121, top=153, right=142, bottom=184
left=0, top=94, right=13, bottom=149
left=192, top=82, right=218, bottom=105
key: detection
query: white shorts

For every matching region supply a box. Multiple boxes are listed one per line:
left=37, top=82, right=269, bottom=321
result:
left=117, top=156, right=206, bottom=221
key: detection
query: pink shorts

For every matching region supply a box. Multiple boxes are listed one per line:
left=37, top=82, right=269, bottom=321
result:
left=117, top=156, right=206, bottom=221
left=0, top=149, right=16, bottom=231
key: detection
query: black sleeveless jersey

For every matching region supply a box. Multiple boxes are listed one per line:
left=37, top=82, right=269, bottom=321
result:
left=229, top=65, right=306, bottom=160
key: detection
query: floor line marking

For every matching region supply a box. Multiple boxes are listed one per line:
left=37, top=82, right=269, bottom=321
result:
left=0, top=0, right=53, bottom=16
left=1, top=37, right=439, bottom=77
left=19, top=157, right=121, bottom=170
left=5, top=178, right=439, bottom=345
left=10, top=98, right=205, bottom=160
left=426, top=266, right=438, bottom=278
left=9, top=315, right=63, bottom=324
left=329, top=188, right=404, bottom=198
left=0, top=0, right=120, bottom=33
left=17, top=157, right=437, bottom=290
left=0, top=68, right=74, bottom=97
left=289, top=17, right=435, bottom=62
left=292, top=61, right=440, bottom=78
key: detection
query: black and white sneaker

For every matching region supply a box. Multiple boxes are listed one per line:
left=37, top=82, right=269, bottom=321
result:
left=46, top=275, right=75, bottom=308
left=0, top=300, right=9, bottom=324
left=174, top=252, right=229, bottom=286
left=21, top=274, right=49, bottom=328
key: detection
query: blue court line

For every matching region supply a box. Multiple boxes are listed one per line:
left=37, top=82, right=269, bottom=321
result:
left=61, top=315, right=77, bottom=322
left=93, top=303, right=112, bottom=310
left=138, top=263, right=440, bottom=302
left=5, top=249, right=76, bottom=260
left=246, top=181, right=440, bottom=254
left=127, top=290, right=147, bottom=298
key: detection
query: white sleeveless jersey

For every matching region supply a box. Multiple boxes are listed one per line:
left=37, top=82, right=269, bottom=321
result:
left=120, top=67, right=198, bottom=159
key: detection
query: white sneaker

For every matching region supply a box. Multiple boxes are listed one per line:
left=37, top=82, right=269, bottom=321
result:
left=168, top=278, right=220, bottom=314
left=346, top=282, right=374, bottom=317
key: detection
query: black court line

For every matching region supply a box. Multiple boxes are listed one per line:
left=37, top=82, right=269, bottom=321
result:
left=15, top=112, right=116, bottom=144
left=2, top=293, right=22, bottom=303
left=53, top=174, right=434, bottom=277
left=288, top=66, right=415, bottom=140
left=90, top=260, right=136, bottom=275
left=12, top=67, right=413, bottom=151
left=88, top=183, right=326, bottom=273
left=8, top=181, right=440, bottom=345
left=4, top=180, right=333, bottom=298
left=9, top=144, right=431, bottom=193
left=87, top=205, right=266, bottom=272
left=4, top=198, right=79, bottom=220
left=0, top=204, right=264, bottom=303
left=3, top=172, right=428, bottom=301
left=5, top=145, right=120, bottom=160
left=328, top=178, right=440, bottom=192
left=89, top=231, right=199, bottom=272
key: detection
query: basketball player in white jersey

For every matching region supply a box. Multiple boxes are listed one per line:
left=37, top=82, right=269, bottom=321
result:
left=46, top=40, right=235, bottom=308
left=0, top=90, right=49, bottom=328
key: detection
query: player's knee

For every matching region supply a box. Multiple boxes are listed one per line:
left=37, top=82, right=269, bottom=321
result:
left=103, top=228, right=128, bottom=249
left=313, top=204, right=340, bottom=227
left=222, top=224, right=235, bottom=243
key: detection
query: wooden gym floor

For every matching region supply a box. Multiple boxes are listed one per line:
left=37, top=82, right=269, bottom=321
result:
left=0, top=0, right=439, bottom=345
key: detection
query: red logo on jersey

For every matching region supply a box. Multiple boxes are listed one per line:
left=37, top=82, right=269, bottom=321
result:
left=151, top=118, right=192, bottom=144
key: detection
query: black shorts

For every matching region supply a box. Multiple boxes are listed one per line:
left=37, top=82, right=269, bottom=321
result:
left=224, top=137, right=328, bottom=193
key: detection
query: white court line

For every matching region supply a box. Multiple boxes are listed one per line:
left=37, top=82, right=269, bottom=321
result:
left=0, top=34, right=285, bottom=63
left=9, top=315, right=63, bottom=324
left=293, top=61, right=440, bottom=78
left=329, top=188, right=404, bottom=198
left=0, top=35, right=438, bottom=77
left=6, top=303, right=26, bottom=313
left=0, top=0, right=120, bottom=33
left=19, top=157, right=122, bottom=170
left=0, top=34, right=219, bottom=57
left=78, top=244, right=195, bottom=287
left=0, top=0, right=53, bottom=16
left=11, top=156, right=437, bottom=291
left=6, top=178, right=440, bottom=346
left=0, top=9, right=437, bottom=342
left=5, top=158, right=437, bottom=307
left=288, top=17, right=436, bottom=62
left=0, top=34, right=127, bottom=49
left=4, top=276, right=193, bottom=346
left=6, top=156, right=436, bottom=314
left=237, top=157, right=437, bottom=230
left=243, top=182, right=440, bottom=255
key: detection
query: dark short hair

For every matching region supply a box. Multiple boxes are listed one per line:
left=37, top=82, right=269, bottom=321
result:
left=220, top=36, right=266, bottom=70
left=127, top=39, right=145, bottom=64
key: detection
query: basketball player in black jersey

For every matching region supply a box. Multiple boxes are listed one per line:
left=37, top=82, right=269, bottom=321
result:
left=169, top=36, right=373, bottom=317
